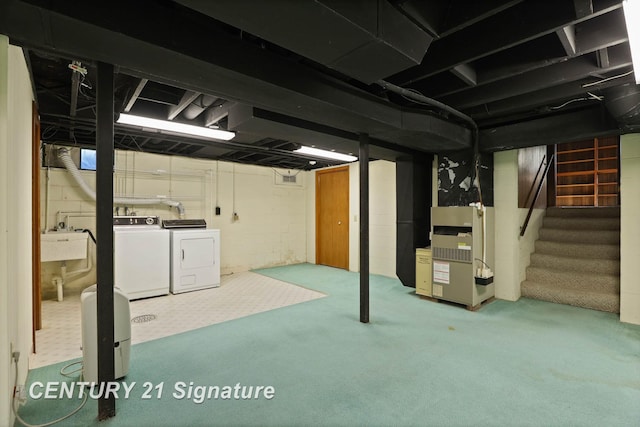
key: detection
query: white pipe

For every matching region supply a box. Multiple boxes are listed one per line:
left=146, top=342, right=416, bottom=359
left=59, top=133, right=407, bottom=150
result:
left=63, top=239, right=93, bottom=280
left=55, top=236, right=93, bottom=301
left=44, top=167, right=51, bottom=232
left=57, top=147, right=185, bottom=217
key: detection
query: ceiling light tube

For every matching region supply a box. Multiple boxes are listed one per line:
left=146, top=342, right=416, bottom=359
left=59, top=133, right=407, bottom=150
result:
left=294, top=146, right=357, bottom=162
left=117, top=113, right=235, bottom=141
left=624, top=0, right=640, bottom=84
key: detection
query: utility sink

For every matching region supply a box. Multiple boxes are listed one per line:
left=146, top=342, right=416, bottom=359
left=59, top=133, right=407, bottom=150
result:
left=41, top=231, right=88, bottom=262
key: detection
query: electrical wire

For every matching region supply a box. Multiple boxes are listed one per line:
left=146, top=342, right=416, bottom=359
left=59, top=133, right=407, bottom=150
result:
left=60, top=361, right=84, bottom=378
left=12, top=358, right=88, bottom=427
left=474, top=258, right=492, bottom=269
left=582, top=70, right=634, bottom=88
left=549, top=92, right=603, bottom=110
left=272, top=168, right=301, bottom=177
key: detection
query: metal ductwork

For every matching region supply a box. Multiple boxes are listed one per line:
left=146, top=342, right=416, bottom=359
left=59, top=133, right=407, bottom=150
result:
left=183, top=94, right=218, bottom=120
left=175, top=0, right=433, bottom=84
left=604, top=83, right=640, bottom=129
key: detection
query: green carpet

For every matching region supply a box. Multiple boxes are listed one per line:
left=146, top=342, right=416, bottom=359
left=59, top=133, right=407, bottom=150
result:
left=15, top=263, right=640, bottom=426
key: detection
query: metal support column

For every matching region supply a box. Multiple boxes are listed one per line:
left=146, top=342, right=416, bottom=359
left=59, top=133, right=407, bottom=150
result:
left=96, top=62, right=115, bottom=420
left=359, top=133, right=370, bottom=323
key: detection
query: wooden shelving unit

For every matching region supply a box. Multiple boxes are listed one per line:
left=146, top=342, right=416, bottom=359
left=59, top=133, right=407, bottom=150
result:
left=555, top=137, right=619, bottom=207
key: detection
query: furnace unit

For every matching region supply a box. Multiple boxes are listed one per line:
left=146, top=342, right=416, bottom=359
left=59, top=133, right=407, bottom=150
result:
left=431, top=206, right=494, bottom=309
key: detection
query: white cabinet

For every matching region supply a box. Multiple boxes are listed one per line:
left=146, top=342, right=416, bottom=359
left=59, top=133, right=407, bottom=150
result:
left=170, top=229, right=220, bottom=294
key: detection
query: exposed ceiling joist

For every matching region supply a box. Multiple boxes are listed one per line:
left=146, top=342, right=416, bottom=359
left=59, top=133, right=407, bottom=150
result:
left=124, top=78, right=148, bottom=113
left=557, top=25, right=577, bottom=56
left=392, top=0, right=622, bottom=85
left=167, top=90, right=201, bottom=120
left=440, top=43, right=632, bottom=109
left=451, top=64, right=477, bottom=86
left=574, top=0, right=595, bottom=18
left=597, top=48, right=610, bottom=68
left=480, top=107, right=619, bottom=151
left=467, top=71, right=634, bottom=122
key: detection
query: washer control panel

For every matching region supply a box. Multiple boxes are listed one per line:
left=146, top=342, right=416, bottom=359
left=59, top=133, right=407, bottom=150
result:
left=113, top=216, right=160, bottom=226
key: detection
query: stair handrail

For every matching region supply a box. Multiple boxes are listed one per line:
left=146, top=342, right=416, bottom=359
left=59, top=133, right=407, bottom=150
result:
left=520, top=153, right=555, bottom=237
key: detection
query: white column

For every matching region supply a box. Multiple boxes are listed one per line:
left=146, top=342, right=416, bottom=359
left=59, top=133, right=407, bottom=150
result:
left=493, top=150, right=521, bottom=301
left=620, top=134, right=640, bottom=325
left=0, top=35, right=34, bottom=426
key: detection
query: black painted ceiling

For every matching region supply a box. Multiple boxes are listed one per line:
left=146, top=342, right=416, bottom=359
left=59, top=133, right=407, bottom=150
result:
left=1, top=0, right=637, bottom=169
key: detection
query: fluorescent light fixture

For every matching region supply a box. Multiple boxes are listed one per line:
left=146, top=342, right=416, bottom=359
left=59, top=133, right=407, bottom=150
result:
left=117, top=113, right=235, bottom=141
left=624, top=0, right=640, bottom=84
left=294, top=146, right=357, bottom=162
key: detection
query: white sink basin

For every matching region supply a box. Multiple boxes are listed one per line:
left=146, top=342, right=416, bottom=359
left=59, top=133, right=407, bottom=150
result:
left=41, top=232, right=88, bottom=262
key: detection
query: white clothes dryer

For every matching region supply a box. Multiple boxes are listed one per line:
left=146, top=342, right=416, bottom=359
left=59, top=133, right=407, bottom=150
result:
left=163, top=219, right=220, bottom=294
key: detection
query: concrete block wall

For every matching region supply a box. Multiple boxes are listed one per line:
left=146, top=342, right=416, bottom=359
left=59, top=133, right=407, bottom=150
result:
left=40, top=150, right=307, bottom=298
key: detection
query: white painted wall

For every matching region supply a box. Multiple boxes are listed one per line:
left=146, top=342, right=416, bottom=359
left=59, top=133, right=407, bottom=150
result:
left=620, top=134, right=640, bottom=325
left=306, top=160, right=397, bottom=278
left=40, top=150, right=307, bottom=297
left=493, top=150, right=546, bottom=300
left=0, top=38, right=33, bottom=427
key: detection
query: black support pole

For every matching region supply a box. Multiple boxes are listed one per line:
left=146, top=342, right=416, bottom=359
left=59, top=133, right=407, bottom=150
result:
left=359, top=133, right=370, bottom=323
left=96, top=62, right=115, bottom=420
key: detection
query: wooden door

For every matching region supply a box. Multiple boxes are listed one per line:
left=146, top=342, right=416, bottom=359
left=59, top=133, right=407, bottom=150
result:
left=32, top=102, right=41, bottom=353
left=316, top=166, right=349, bottom=269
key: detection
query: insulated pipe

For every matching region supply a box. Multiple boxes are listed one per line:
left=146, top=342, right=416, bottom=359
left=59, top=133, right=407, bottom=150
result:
left=57, top=148, right=186, bottom=217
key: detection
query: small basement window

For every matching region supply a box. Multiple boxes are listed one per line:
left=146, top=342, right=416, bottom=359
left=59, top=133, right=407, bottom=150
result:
left=80, top=148, right=97, bottom=170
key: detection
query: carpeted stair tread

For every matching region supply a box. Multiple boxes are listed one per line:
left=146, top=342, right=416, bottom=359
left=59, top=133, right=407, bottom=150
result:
left=530, top=253, right=620, bottom=275
left=525, top=266, right=619, bottom=293
left=522, top=206, right=620, bottom=314
left=545, top=206, right=620, bottom=218
left=542, top=216, right=620, bottom=230
left=537, top=228, right=619, bottom=244
left=521, top=281, right=620, bottom=313
left=534, top=240, right=620, bottom=260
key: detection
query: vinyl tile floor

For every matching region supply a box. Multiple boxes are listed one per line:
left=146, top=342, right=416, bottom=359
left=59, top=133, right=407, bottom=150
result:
left=29, top=271, right=325, bottom=369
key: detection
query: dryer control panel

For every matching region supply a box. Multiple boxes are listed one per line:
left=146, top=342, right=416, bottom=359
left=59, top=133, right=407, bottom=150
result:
left=113, top=216, right=160, bottom=226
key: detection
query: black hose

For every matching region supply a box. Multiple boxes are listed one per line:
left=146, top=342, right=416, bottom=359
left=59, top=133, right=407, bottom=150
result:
left=78, top=229, right=97, bottom=244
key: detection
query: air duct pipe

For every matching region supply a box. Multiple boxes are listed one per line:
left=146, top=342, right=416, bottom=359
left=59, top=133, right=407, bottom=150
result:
left=57, top=147, right=186, bottom=217
left=183, top=95, right=218, bottom=120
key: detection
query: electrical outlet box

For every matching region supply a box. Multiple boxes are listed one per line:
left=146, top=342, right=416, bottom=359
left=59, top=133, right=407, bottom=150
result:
left=14, top=385, right=27, bottom=405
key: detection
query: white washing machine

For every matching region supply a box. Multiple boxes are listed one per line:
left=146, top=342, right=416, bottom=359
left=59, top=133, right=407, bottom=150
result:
left=163, top=219, right=220, bottom=294
left=113, top=216, right=170, bottom=300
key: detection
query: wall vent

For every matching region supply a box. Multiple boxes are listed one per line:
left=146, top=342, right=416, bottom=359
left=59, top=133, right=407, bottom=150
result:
left=274, top=169, right=303, bottom=187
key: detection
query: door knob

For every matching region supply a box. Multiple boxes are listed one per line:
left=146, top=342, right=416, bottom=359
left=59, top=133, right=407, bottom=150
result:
left=338, top=221, right=342, bottom=225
